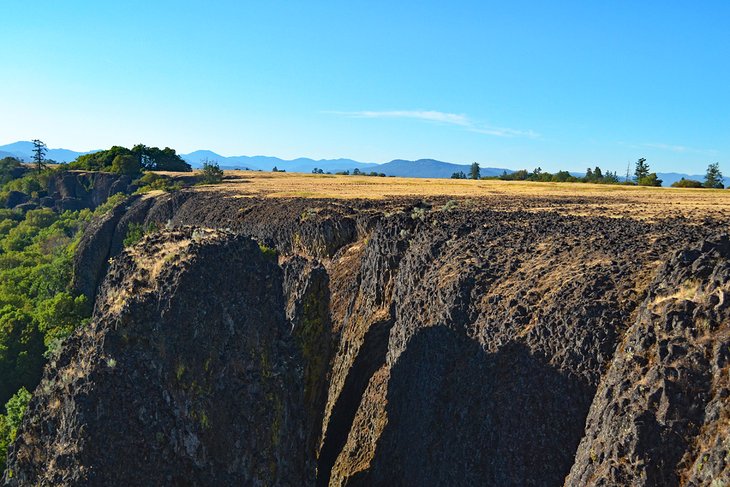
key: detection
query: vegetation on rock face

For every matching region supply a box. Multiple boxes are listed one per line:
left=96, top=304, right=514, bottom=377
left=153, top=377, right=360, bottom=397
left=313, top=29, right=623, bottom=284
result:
left=0, top=158, right=24, bottom=186
left=0, top=387, right=31, bottom=473
left=0, top=175, right=127, bottom=473
left=123, top=221, right=161, bottom=248
left=133, top=172, right=184, bottom=193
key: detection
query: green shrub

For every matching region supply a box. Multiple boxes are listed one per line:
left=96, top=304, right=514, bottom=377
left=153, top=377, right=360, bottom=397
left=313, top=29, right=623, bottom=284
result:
left=671, top=178, right=702, bottom=188
left=637, top=173, right=663, bottom=187
left=199, top=161, right=224, bottom=185
left=258, top=244, right=278, bottom=262
left=134, top=173, right=183, bottom=193
left=123, top=222, right=145, bottom=247
left=0, top=387, right=32, bottom=473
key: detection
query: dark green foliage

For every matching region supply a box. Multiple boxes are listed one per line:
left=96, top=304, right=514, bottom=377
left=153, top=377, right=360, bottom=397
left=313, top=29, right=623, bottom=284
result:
left=134, top=173, right=183, bottom=193
left=199, top=161, right=224, bottom=184
left=70, top=145, right=131, bottom=172
left=111, top=154, right=142, bottom=176
left=70, top=145, right=191, bottom=174
left=634, top=158, right=649, bottom=182
left=0, top=387, right=31, bottom=473
left=132, top=145, right=191, bottom=172
left=552, top=170, right=576, bottom=182
left=451, top=171, right=467, bottom=179
left=312, top=168, right=324, bottom=174
left=0, top=172, right=111, bottom=465
left=470, top=162, right=480, bottom=180
left=494, top=166, right=623, bottom=185
left=2, top=170, right=52, bottom=199
left=703, top=162, right=724, bottom=189
left=0, top=206, right=94, bottom=403
left=671, top=178, right=703, bottom=188
left=123, top=222, right=145, bottom=247
left=123, top=222, right=161, bottom=248
left=637, top=173, right=663, bottom=187
left=31, top=140, right=47, bottom=173
left=0, top=158, right=23, bottom=186
left=258, top=243, right=278, bottom=262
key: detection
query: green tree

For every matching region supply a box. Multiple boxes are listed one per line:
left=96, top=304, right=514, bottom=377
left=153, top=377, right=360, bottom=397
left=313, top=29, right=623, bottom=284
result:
left=110, top=154, right=141, bottom=176
left=671, top=178, right=702, bottom=188
left=703, top=162, right=724, bottom=189
left=637, top=173, right=662, bottom=187
left=451, top=171, right=467, bottom=179
left=31, top=140, right=47, bottom=173
left=634, top=158, right=649, bottom=182
left=0, top=157, right=23, bottom=185
left=200, top=160, right=224, bottom=184
left=470, top=162, right=480, bottom=180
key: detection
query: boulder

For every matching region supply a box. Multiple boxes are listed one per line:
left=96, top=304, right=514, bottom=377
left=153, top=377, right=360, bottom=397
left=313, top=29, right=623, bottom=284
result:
left=5, top=190, right=29, bottom=208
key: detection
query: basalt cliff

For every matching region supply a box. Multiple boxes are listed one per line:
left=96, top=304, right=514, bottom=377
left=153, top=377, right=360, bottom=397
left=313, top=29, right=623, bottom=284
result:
left=4, top=190, right=729, bottom=486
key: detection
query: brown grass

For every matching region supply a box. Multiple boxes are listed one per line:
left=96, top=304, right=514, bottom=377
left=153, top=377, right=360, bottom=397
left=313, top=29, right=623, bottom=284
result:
left=156, top=170, right=730, bottom=220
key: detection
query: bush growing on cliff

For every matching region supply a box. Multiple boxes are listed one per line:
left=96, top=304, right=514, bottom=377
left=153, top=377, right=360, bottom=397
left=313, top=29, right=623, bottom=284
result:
left=123, top=222, right=161, bottom=248
left=134, top=173, right=183, bottom=193
left=199, top=161, right=224, bottom=185
left=0, top=387, right=31, bottom=473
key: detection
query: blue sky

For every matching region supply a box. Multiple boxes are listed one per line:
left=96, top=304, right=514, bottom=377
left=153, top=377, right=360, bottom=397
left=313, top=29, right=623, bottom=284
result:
left=1, top=1, right=728, bottom=173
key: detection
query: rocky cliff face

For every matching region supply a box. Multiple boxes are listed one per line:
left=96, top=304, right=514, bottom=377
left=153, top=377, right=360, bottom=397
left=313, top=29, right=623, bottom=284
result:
left=4, top=170, right=133, bottom=213
left=6, top=229, right=319, bottom=485
left=5, top=191, right=729, bottom=486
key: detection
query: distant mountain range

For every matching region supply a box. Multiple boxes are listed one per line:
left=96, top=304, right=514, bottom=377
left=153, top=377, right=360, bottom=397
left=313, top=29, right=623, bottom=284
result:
left=0, top=141, right=98, bottom=165
left=1, top=141, right=725, bottom=187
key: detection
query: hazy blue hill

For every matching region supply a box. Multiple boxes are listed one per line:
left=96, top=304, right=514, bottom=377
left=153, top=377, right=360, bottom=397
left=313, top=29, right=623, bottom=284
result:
left=180, top=151, right=378, bottom=173
left=0, top=141, right=97, bottom=162
left=377, top=159, right=510, bottom=178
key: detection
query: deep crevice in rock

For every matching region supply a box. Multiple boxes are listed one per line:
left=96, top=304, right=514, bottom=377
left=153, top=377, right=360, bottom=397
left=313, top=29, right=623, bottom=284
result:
left=316, top=319, right=393, bottom=487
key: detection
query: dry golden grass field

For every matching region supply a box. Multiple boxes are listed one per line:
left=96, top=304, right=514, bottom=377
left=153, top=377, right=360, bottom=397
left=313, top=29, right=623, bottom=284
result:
left=171, top=170, right=730, bottom=221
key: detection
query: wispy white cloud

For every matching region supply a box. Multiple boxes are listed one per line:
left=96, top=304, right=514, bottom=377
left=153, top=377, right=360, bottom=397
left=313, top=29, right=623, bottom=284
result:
left=468, top=126, right=540, bottom=138
left=328, top=110, right=470, bottom=126
left=619, top=141, right=718, bottom=156
left=641, top=142, right=718, bottom=156
left=326, top=110, right=539, bottom=138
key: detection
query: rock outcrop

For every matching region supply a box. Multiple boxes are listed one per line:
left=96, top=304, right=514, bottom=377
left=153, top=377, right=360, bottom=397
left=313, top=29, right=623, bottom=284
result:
left=6, top=229, right=314, bottom=486
left=567, top=237, right=730, bottom=486
left=5, top=191, right=729, bottom=486
left=48, top=171, right=132, bottom=210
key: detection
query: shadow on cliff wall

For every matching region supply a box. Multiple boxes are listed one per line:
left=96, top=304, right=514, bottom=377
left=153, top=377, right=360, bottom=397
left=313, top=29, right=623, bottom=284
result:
left=355, top=326, right=593, bottom=487
left=317, top=319, right=392, bottom=487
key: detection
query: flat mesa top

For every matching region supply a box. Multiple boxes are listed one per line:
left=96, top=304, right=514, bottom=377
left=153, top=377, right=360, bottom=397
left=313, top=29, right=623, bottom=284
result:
left=157, top=170, right=730, bottom=220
